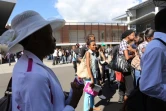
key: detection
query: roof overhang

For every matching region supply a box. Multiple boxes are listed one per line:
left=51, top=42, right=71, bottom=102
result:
left=128, top=0, right=153, bottom=10
left=127, top=12, right=155, bottom=25
left=1, top=0, right=17, bottom=3
left=0, top=42, right=120, bottom=52
left=0, top=0, right=16, bottom=29
left=112, top=14, right=127, bottom=21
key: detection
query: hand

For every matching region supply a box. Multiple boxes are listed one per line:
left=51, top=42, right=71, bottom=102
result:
left=64, top=91, right=69, bottom=100
left=105, top=60, right=109, bottom=63
left=90, top=79, right=94, bottom=88
left=69, top=82, right=84, bottom=109
left=142, top=47, right=145, bottom=53
left=127, top=45, right=133, bottom=52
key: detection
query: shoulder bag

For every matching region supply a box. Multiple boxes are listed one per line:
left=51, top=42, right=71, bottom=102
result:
left=131, top=54, right=141, bottom=71
left=77, top=51, right=92, bottom=79
left=108, top=46, right=131, bottom=73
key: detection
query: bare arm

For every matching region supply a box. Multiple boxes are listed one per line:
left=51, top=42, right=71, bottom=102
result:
left=127, top=45, right=136, bottom=53
left=124, top=50, right=134, bottom=60
left=86, top=52, right=94, bottom=82
left=99, top=52, right=106, bottom=61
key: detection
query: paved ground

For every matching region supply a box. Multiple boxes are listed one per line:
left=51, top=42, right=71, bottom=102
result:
left=0, top=60, right=123, bottom=111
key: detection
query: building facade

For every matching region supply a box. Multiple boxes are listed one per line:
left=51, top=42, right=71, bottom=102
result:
left=54, top=22, right=127, bottom=46
left=113, top=0, right=166, bottom=32
left=0, top=1, right=127, bottom=50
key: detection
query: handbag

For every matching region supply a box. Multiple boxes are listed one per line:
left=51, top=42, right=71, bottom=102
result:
left=131, top=54, right=141, bottom=71
left=0, top=78, right=12, bottom=111
left=76, top=52, right=91, bottom=79
left=83, top=82, right=101, bottom=97
left=108, top=48, right=131, bottom=73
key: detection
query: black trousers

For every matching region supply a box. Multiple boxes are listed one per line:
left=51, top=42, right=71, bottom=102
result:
left=146, top=97, right=166, bottom=111
left=123, top=72, right=134, bottom=97
left=101, top=65, right=110, bottom=84
left=119, top=82, right=125, bottom=96
left=73, top=61, right=77, bottom=73
left=53, top=56, right=58, bottom=65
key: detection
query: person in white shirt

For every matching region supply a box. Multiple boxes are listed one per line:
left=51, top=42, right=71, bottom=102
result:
left=0, top=10, right=84, bottom=111
left=137, top=29, right=154, bottom=58
left=52, top=48, right=58, bottom=65
left=58, top=49, right=63, bottom=63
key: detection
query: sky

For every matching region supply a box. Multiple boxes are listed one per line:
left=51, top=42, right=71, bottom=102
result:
left=8, top=0, right=147, bottom=23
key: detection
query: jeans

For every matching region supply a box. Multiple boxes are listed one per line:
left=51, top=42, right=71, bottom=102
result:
left=84, top=79, right=96, bottom=111
left=135, top=69, right=141, bottom=86
left=59, top=56, right=62, bottom=63
left=63, top=56, right=66, bottom=63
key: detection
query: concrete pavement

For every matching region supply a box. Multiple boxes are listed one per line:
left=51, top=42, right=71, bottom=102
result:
left=0, top=60, right=122, bottom=111
left=0, top=59, right=72, bottom=74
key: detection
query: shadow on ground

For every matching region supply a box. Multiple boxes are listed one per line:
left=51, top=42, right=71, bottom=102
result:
left=103, top=102, right=123, bottom=111
left=95, top=80, right=123, bottom=111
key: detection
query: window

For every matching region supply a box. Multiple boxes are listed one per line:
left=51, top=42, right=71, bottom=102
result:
left=111, top=29, right=122, bottom=42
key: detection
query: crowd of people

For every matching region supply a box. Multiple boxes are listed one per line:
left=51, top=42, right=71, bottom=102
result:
left=51, top=48, right=71, bottom=65
left=1, top=7, right=166, bottom=111
left=64, top=8, right=166, bottom=111
left=0, top=51, right=23, bottom=65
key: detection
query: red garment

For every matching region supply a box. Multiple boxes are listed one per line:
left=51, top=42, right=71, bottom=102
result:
left=115, top=71, right=124, bottom=82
